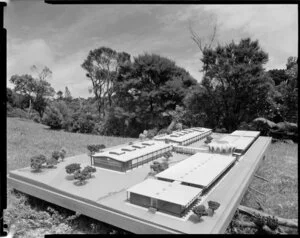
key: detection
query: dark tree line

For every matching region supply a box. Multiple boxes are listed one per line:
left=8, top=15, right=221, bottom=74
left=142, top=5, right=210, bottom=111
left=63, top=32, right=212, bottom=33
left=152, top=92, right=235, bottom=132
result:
left=7, top=39, right=298, bottom=137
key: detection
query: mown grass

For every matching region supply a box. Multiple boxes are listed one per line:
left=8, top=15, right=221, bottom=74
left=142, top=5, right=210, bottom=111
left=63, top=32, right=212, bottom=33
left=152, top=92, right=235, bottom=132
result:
left=5, top=118, right=298, bottom=235
left=6, top=117, right=133, bottom=236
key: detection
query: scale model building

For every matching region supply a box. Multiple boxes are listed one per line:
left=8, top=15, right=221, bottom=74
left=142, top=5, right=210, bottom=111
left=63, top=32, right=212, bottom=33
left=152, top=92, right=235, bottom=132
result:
left=92, top=140, right=172, bottom=172
left=8, top=128, right=271, bottom=234
left=153, top=127, right=212, bottom=145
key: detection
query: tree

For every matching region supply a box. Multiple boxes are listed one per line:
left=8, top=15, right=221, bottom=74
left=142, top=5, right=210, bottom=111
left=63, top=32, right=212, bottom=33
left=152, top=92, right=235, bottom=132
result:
left=30, top=155, right=47, bottom=172
left=114, top=53, right=197, bottom=136
left=56, top=90, right=63, bottom=100
left=207, top=200, right=220, bottom=214
left=81, top=47, right=131, bottom=116
left=192, top=205, right=208, bottom=220
left=10, top=66, right=55, bottom=118
left=187, top=38, right=275, bottom=131
left=87, top=144, right=106, bottom=165
left=52, top=151, right=61, bottom=161
left=65, top=163, right=81, bottom=174
left=64, top=87, right=72, bottom=101
left=268, top=69, right=289, bottom=86
left=59, top=148, right=67, bottom=161
left=74, top=170, right=89, bottom=185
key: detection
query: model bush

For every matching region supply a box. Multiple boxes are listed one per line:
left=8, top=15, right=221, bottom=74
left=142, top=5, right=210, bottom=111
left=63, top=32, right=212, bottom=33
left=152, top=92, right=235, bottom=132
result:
left=73, top=170, right=89, bottom=185
left=204, top=135, right=213, bottom=144
left=59, top=147, right=67, bottom=161
left=30, top=154, right=47, bottom=172
left=65, top=163, right=81, bottom=174
left=192, top=205, right=208, bottom=219
left=52, top=150, right=61, bottom=161
left=163, top=151, right=173, bottom=161
left=207, top=200, right=220, bottom=213
left=45, top=157, right=58, bottom=168
left=81, top=166, right=96, bottom=179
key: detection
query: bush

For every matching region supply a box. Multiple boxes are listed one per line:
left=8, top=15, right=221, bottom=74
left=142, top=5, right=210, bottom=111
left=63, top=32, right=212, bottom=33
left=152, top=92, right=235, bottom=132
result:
left=65, top=163, right=81, bottom=174
left=30, top=155, right=47, bottom=172
left=42, top=106, right=64, bottom=129
left=7, top=107, right=29, bottom=119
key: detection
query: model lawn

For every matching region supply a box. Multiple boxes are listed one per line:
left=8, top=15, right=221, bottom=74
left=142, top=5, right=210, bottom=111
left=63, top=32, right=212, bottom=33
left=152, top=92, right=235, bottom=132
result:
left=8, top=128, right=272, bottom=234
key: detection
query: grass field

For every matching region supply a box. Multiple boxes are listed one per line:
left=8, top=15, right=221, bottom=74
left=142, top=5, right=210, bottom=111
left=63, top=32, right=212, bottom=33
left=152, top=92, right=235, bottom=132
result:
left=5, top=117, right=298, bottom=236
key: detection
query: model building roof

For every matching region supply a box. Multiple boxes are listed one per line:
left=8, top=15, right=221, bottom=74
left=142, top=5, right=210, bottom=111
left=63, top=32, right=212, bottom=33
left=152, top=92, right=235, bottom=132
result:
left=93, top=140, right=172, bottom=162
left=155, top=152, right=236, bottom=188
left=127, top=179, right=202, bottom=207
left=230, top=130, right=260, bottom=138
left=218, top=135, right=256, bottom=153
left=153, top=127, right=212, bottom=143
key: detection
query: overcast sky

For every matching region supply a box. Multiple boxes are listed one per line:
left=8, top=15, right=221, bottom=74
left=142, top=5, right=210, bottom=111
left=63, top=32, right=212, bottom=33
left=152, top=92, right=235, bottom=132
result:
left=5, top=1, right=298, bottom=98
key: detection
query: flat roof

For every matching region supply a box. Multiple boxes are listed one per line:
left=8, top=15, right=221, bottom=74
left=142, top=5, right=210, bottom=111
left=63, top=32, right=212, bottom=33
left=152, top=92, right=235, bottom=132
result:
left=93, top=140, right=172, bottom=163
left=230, top=130, right=260, bottom=138
left=218, top=135, right=255, bottom=152
left=155, top=153, right=236, bottom=188
left=127, top=179, right=202, bottom=207
left=153, top=127, right=212, bottom=143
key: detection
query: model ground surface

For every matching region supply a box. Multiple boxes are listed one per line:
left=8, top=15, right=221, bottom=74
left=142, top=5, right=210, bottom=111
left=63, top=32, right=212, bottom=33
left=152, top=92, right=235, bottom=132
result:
left=6, top=118, right=298, bottom=235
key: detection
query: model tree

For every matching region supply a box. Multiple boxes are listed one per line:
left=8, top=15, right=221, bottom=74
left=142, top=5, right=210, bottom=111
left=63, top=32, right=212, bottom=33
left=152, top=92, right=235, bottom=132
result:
left=45, top=157, right=58, bottom=168
left=207, top=200, right=220, bottom=214
left=30, top=155, right=47, bottom=172
left=204, top=135, right=213, bottom=144
left=59, top=147, right=67, bottom=161
left=163, top=151, right=173, bottom=161
left=74, top=170, right=88, bottom=185
left=81, top=166, right=97, bottom=179
left=65, top=163, right=81, bottom=175
left=87, top=144, right=106, bottom=166
left=192, top=205, right=208, bottom=220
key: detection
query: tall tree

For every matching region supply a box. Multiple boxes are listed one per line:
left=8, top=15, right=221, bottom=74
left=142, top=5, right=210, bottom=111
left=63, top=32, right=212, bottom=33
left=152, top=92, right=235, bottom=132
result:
left=268, top=69, right=289, bottom=86
left=10, top=71, right=55, bottom=117
left=187, top=38, right=275, bottom=131
left=64, top=86, right=72, bottom=101
left=56, top=90, right=63, bottom=100
left=81, top=47, right=130, bottom=116
left=113, top=53, right=197, bottom=136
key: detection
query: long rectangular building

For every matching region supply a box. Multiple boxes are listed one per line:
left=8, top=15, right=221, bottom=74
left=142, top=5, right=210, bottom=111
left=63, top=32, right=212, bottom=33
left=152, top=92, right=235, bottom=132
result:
left=127, top=179, right=202, bottom=217
left=154, top=127, right=212, bottom=146
left=92, top=140, right=172, bottom=172
left=155, top=153, right=236, bottom=189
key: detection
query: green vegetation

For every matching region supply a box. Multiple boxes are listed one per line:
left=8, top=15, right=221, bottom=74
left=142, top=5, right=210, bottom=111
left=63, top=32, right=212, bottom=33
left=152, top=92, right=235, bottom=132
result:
left=192, top=205, right=208, bottom=219
left=6, top=118, right=298, bottom=235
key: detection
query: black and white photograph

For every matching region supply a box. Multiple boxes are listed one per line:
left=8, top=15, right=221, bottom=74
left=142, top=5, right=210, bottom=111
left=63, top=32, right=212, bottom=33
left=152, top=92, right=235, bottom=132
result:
left=1, top=0, right=298, bottom=236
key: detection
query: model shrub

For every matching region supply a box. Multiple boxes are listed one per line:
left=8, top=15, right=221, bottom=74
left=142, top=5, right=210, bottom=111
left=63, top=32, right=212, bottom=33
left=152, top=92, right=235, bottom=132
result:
left=204, top=135, right=213, bottom=144
left=83, top=166, right=96, bottom=174
left=52, top=151, right=61, bottom=161
left=59, top=147, right=67, bottom=161
left=30, top=154, right=47, bottom=172
left=207, top=200, right=220, bottom=213
left=192, top=205, right=208, bottom=219
left=81, top=166, right=96, bottom=179
left=74, top=170, right=88, bottom=185
left=87, top=144, right=106, bottom=155
left=65, top=163, right=81, bottom=174
left=45, top=157, right=58, bottom=168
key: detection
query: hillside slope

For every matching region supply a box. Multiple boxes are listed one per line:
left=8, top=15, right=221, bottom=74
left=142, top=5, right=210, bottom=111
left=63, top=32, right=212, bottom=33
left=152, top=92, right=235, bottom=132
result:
left=7, top=118, right=133, bottom=172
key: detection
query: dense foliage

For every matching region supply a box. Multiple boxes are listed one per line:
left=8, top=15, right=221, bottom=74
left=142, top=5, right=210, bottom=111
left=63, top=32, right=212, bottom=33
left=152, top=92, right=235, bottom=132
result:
left=7, top=40, right=297, bottom=138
